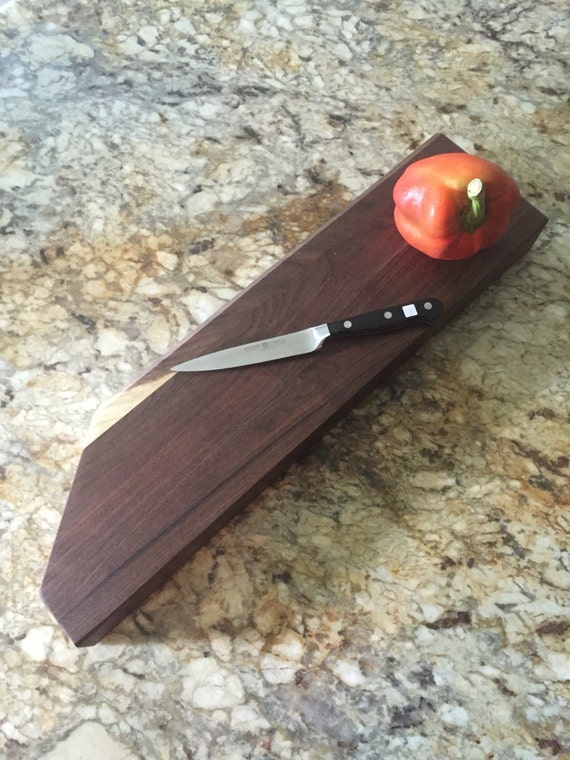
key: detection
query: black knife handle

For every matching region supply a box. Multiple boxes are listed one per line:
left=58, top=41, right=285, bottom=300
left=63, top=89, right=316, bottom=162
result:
left=327, top=298, right=443, bottom=337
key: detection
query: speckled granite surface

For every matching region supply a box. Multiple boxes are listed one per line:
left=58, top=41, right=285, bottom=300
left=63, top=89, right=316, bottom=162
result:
left=1, top=0, right=569, bottom=758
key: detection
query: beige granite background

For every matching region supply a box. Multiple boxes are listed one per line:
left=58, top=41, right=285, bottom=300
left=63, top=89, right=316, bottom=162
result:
left=1, top=0, right=569, bottom=758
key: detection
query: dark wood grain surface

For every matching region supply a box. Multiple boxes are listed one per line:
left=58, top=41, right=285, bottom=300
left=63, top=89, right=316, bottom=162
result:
left=40, top=134, right=547, bottom=645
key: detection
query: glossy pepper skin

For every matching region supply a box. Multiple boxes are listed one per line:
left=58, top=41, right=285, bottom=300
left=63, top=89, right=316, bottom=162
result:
left=393, top=153, right=520, bottom=260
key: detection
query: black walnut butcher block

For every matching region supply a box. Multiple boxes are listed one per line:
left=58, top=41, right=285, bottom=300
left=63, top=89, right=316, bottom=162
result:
left=40, top=134, right=547, bottom=645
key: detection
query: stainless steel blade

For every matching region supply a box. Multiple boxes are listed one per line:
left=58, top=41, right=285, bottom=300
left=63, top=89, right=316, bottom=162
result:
left=171, top=323, right=332, bottom=371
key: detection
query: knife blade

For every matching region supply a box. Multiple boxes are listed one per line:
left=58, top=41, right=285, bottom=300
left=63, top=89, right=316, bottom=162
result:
left=171, top=297, right=443, bottom=372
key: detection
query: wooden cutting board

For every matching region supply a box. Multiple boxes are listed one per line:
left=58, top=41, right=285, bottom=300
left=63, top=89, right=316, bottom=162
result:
left=40, top=134, right=547, bottom=645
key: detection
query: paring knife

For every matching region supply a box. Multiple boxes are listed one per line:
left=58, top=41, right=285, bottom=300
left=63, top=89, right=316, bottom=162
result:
left=171, top=298, right=443, bottom=372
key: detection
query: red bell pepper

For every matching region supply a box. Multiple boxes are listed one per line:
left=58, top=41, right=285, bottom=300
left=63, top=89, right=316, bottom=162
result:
left=393, top=153, right=520, bottom=260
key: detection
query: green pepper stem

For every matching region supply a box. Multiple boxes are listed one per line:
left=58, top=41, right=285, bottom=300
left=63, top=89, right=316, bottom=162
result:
left=461, top=178, right=486, bottom=233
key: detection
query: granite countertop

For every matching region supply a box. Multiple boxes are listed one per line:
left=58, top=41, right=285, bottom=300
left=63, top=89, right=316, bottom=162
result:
left=1, top=0, right=568, bottom=758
